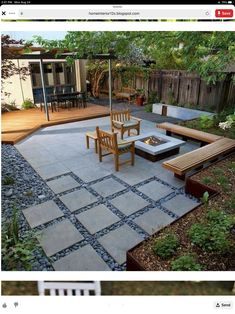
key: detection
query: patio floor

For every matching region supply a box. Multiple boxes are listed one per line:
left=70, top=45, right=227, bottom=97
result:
left=13, top=116, right=201, bottom=271
left=1, top=104, right=109, bottom=145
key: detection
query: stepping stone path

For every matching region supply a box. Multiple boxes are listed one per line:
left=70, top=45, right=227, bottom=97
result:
left=38, top=219, right=84, bottom=256
left=23, top=200, right=63, bottom=228
left=137, top=181, right=174, bottom=201
left=163, top=194, right=198, bottom=216
left=53, top=244, right=111, bottom=271
left=46, top=175, right=80, bottom=194
left=90, top=177, right=126, bottom=197
left=98, top=224, right=143, bottom=265
left=59, top=189, right=97, bottom=212
left=110, top=191, right=149, bottom=215
left=76, top=204, right=120, bottom=234
left=20, top=168, right=200, bottom=271
left=133, top=207, right=176, bottom=235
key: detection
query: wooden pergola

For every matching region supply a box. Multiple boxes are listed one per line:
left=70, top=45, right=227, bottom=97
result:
left=5, top=46, right=116, bottom=121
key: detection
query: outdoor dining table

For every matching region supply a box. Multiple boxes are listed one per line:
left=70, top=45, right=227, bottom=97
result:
left=48, top=91, right=86, bottom=111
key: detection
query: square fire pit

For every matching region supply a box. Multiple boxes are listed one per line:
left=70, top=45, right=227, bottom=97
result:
left=127, top=131, right=185, bottom=162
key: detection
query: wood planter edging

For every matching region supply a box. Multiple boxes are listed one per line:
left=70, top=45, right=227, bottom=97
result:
left=185, top=177, right=218, bottom=199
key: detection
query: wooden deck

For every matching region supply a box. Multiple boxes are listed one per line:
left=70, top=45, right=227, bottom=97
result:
left=1, top=104, right=110, bottom=145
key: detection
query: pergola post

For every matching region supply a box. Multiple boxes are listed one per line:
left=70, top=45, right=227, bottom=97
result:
left=39, top=59, right=49, bottom=121
left=108, top=58, right=112, bottom=112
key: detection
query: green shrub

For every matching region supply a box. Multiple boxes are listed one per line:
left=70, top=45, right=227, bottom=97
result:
left=153, top=234, right=180, bottom=259
left=171, top=254, right=202, bottom=271
left=22, top=98, right=35, bottom=109
left=198, top=115, right=214, bottom=129
left=202, top=176, right=214, bottom=185
left=213, top=109, right=234, bottom=125
left=2, top=206, right=38, bottom=270
left=144, top=103, right=153, bottom=113
left=224, top=195, right=235, bottom=212
left=2, top=176, right=15, bottom=185
left=217, top=175, right=230, bottom=191
left=188, top=210, right=234, bottom=253
left=1, top=101, right=19, bottom=113
left=200, top=191, right=209, bottom=205
left=217, top=176, right=229, bottom=185
left=212, top=168, right=224, bottom=176
left=228, top=162, right=235, bottom=173
left=148, top=91, right=159, bottom=103
left=167, top=90, right=177, bottom=105
left=206, top=209, right=234, bottom=228
left=188, top=223, right=209, bottom=247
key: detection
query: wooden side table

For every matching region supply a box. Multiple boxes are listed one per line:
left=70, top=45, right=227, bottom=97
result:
left=86, top=131, right=98, bottom=153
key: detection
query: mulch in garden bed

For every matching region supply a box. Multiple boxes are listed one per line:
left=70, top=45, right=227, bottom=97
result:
left=131, top=154, right=235, bottom=271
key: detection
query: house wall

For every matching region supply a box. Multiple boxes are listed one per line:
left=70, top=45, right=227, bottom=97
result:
left=2, top=59, right=87, bottom=108
left=74, top=59, right=87, bottom=92
left=2, top=60, right=34, bottom=108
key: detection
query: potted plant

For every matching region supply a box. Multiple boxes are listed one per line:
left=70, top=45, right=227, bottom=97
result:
left=135, top=88, right=145, bottom=106
left=21, top=98, right=35, bottom=110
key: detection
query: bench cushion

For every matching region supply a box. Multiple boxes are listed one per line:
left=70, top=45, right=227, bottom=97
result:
left=118, top=141, right=132, bottom=152
left=113, top=119, right=138, bottom=129
left=163, top=138, right=235, bottom=175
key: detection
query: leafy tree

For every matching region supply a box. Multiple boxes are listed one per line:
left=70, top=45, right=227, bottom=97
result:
left=33, top=31, right=235, bottom=85
left=174, top=32, right=235, bottom=84
left=1, top=35, right=30, bottom=97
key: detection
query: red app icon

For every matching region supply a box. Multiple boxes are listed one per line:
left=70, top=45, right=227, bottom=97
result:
left=215, top=9, right=233, bottom=18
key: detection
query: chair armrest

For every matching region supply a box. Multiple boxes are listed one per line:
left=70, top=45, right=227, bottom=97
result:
left=112, top=120, right=124, bottom=126
left=130, top=116, right=142, bottom=122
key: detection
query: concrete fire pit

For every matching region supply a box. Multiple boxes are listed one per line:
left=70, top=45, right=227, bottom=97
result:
left=127, top=131, right=185, bottom=162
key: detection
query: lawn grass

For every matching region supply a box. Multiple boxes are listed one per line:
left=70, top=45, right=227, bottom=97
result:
left=1, top=281, right=234, bottom=296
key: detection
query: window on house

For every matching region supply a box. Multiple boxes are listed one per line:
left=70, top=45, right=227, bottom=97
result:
left=65, top=65, right=75, bottom=85
left=43, top=63, right=54, bottom=86
left=31, top=63, right=41, bottom=87
left=55, top=63, right=65, bottom=85
left=31, top=62, right=75, bottom=90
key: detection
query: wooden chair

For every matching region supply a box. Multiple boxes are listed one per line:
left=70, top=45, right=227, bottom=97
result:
left=96, top=126, right=135, bottom=171
left=110, top=110, right=141, bottom=139
left=37, top=281, right=101, bottom=296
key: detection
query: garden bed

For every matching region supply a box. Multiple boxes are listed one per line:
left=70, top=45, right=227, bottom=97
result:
left=180, top=114, right=235, bottom=140
left=127, top=154, right=235, bottom=271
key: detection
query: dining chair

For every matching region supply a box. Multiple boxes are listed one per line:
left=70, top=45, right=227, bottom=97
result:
left=37, top=281, right=101, bottom=296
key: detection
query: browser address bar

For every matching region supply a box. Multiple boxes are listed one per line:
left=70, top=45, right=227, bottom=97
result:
left=18, top=9, right=213, bottom=20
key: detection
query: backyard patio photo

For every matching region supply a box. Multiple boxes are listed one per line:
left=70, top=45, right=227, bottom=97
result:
left=1, top=31, right=235, bottom=271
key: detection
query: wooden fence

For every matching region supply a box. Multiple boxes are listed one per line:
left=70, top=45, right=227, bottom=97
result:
left=99, top=70, right=235, bottom=112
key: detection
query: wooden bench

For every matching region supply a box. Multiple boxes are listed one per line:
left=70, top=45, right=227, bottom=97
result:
left=157, top=122, right=221, bottom=145
left=162, top=138, right=235, bottom=180
left=115, top=87, right=136, bottom=103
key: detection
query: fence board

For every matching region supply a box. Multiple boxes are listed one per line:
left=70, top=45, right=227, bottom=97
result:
left=99, top=69, right=234, bottom=112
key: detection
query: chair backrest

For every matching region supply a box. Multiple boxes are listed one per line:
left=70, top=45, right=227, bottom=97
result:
left=37, top=281, right=101, bottom=296
left=96, top=127, right=118, bottom=153
left=110, top=110, right=130, bottom=123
